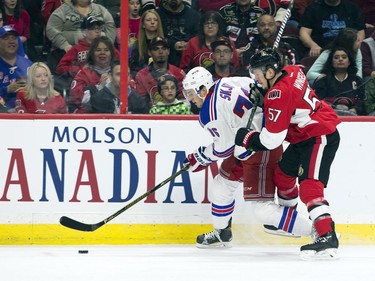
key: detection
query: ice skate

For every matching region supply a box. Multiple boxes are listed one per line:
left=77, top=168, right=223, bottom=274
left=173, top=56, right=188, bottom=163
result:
left=300, top=224, right=339, bottom=260
left=196, top=219, right=232, bottom=248
left=263, top=224, right=301, bottom=238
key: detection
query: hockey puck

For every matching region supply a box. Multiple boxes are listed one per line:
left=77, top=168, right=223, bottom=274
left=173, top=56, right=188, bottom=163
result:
left=78, top=250, right=89, bottom=254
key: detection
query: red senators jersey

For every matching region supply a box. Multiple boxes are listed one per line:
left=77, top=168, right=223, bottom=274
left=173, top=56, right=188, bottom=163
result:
left=15, top=89, right=67, bottom=114
left=259, top=65, right=340, bottom=149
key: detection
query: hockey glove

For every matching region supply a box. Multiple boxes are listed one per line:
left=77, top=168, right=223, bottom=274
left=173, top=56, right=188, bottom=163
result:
left=184, top=146, right=213, bottom=172
left=249, top=83, right=264, bottom=107
left=235, top=128, right=259, bottom=151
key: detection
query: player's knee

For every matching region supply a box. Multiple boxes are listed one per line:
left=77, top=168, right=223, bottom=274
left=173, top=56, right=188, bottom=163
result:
left=211, top=175, right=239, bottom=203
left=273, top=165, right=296, bottom=191
left=299, top=179, right=324, bottom=204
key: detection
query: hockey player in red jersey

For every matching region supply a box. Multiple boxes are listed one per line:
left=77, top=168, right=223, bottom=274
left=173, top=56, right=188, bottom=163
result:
left=182, top=66, right=313, bottom=248
left=235, top=48, right=341, bottom=260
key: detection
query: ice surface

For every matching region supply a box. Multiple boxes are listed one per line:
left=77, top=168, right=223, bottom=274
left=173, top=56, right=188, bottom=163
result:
left=1, top=245, right=374, bottom=281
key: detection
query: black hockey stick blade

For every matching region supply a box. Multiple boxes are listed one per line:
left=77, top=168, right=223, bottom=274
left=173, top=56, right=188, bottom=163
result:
left=60, top=216, right=104, bottom=232
left=59, top=164, right=189, bottom=232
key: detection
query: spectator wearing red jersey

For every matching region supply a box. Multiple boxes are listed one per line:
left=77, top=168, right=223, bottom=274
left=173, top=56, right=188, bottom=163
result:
left=135, top=36, right=186, bottom=110
left=180, top=11, right=239, bottom=73
left=69, top=36, right=117, bottom=113
left=0, top=0, right=30, bottom=44
left=56, top=15, right=120, bottom=78
left=253, top=0, right=291, bottom=27
left=15, top=62, right=67, bottom=114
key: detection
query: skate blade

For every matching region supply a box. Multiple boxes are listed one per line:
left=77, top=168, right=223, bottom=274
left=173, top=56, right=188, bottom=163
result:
left=196, top=242, right=232, bottom=249
left=300, top=248, right=339, bottom=261
left=264, top=227, right=301, bottom=238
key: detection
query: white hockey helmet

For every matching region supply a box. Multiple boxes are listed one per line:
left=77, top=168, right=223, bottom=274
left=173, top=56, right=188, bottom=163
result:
left=182, top=66, right=214, bottom=100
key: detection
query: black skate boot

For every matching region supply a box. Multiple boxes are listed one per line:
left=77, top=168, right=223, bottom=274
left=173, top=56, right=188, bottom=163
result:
left=300, top=222, right=339, bottom=260
left=196, top=219, right=232, bottom=248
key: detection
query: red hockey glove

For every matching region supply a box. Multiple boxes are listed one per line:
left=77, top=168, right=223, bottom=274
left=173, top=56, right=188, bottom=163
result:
left=184, top=146, right=213, bottom=172
left=235, top=128, right=259, bottom=151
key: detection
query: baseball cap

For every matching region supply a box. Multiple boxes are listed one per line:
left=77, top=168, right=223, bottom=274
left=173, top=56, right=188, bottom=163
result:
left=157, top=74, right=178, bottom=92
left=211, top=36, right=233, bottom=51
left=149, top=37, right=169, bottom=50
left=81, top=15, right=104, bottom=30
left=0, top=25, right=18, bottom=38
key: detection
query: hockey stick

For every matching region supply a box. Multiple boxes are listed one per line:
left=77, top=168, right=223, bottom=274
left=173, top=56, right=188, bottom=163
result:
left=246, top=84, right=261, bottom=129
left=60, top=164, right=190, bottom=232
left=273, top=0, right=295, bottom=50
left=245, top=1, right=295, bottom=128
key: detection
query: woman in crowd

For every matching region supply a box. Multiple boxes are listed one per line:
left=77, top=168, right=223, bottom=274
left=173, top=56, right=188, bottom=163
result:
left=46, top=0, right=116, bottom=53
left=15, top=62, right=67, bottom=114
left=69, top=35, right=116, bottom=113
left=0, top=0, right=29, bottom=44
left=179, top=10, right=239, bottom=73
left=312, top=46, right=366, bottom=116
left=129, top=9, right=164, bottom=77
left=307, top=28, right=362, bottom=84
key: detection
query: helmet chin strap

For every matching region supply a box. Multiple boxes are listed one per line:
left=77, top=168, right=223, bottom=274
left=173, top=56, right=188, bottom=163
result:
left=262, top=66, right=276, bottom=90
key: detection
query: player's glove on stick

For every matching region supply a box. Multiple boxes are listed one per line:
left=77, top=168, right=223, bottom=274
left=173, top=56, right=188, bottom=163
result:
left=235, top=128, right=260, bottom=151
left=184, top=146, right=213, bottom=172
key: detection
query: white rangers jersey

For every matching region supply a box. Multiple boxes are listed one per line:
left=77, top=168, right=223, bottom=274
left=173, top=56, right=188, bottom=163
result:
left=199, top=77, right=263, bottom=161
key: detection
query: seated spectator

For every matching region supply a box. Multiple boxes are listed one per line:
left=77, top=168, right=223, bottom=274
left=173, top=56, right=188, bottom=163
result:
left=312, top=47, right=366, bottom=116
left=128, top=0, right=141, bottom=56
left=0, top=12, right=25, bottom=57
left=299, top=0, right=366, bottom=58
left=361, top=30, right=375, bottom=80
left=15, top=62, right=67, bottom=114
left=156, top=0, right=201, bottom=67
left=149, top=74, right=191, bottom=114
left=207, top=36, right=239, bottom=80
left=69, top=36, right=116, bottom=113
left=129, top=9, right=164, bottom=77
left=55, top=15, right=119, bottom=78
left=179, top=11, right=239, bottom=73
left=0, top=0, right=30, bottom=45
left=0, top=26, right=32, bottom=111
left=253, top=0, right=290, bottom=27
left=307, top=28, right=362, bottom=84
left=135, top=36, right=186, bottom=110
left=46, top=0, right=116, bottom=67
left=88, top=61, right=148, bottom=114
left=242, top=14, right=296, bottom=68
left=219, top=0, right=265, bottom=70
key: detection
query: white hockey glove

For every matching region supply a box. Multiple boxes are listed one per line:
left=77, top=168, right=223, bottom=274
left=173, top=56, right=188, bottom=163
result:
left=184, top=146, right=213, bottom=172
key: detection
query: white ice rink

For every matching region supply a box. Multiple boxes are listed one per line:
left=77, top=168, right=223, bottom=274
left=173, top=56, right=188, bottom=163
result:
left=1, top=245, right=375, bottom=281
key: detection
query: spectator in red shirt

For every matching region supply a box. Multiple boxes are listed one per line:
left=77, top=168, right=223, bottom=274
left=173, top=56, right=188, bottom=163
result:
left=55, top=15, right=120, bottom=78
left=69, top=36, right=117, bottom=113
left=15, top=62, right=67, bottom=114
left=179, top=11, right=239, bottom=73
left=0, top=0, right=30, bottom=44
left=135, top=36, right=186, bottom=110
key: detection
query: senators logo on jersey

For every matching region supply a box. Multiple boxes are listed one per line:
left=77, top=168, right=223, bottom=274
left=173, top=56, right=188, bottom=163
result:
left=267, top=89, right=281, bottom=100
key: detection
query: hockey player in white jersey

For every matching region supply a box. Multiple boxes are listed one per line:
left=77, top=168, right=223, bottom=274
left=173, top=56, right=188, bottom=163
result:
left=182, top=66, right=313, bottom=248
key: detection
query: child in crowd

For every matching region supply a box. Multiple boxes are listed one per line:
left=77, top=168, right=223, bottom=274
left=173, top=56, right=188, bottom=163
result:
left=149, top=74, right=190, bottom=114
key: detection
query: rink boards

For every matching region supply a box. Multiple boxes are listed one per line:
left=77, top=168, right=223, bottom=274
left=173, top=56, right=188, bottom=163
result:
left=0, top=115, right=374, bottom=245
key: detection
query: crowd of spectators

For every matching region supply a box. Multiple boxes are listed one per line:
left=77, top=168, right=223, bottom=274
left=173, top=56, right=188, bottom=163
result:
left=0, top=0, right=374, bottom=116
